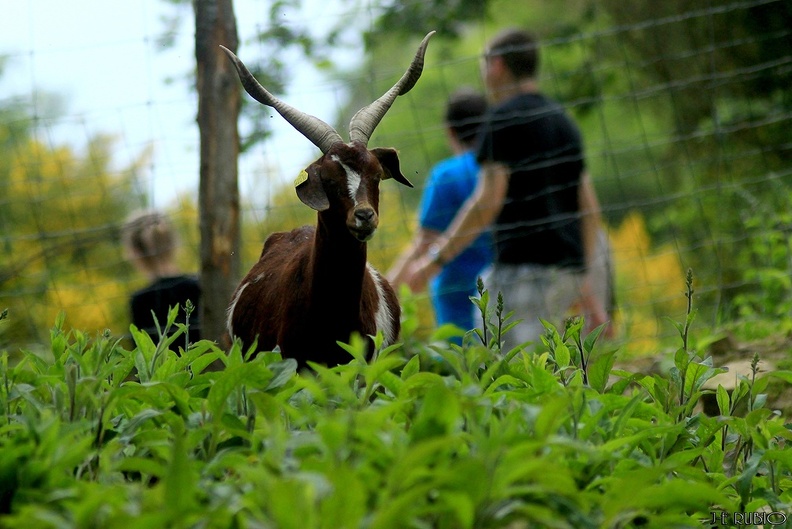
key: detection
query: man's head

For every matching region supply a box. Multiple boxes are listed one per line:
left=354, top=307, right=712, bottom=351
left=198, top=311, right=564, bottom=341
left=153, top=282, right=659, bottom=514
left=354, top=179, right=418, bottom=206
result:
left=485, top=28, right=539, bottom=80
left=445, top=88, right=488, bottom=149
left=481, top=29, right=540, bottom=100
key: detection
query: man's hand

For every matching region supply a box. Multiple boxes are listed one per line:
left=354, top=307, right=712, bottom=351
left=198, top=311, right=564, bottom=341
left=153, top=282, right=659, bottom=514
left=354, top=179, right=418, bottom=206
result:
left=402, top=254, right=442, bottom=293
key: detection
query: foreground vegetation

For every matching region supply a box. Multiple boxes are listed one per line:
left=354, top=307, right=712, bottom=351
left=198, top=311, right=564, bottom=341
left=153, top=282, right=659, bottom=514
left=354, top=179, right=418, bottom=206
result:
left=1, top=277, right=791, bottom=528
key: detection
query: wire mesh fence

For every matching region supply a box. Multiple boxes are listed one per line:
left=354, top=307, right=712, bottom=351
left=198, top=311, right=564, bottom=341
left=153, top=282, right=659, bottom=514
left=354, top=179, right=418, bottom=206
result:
left=1, top=0, right=790, bottom=354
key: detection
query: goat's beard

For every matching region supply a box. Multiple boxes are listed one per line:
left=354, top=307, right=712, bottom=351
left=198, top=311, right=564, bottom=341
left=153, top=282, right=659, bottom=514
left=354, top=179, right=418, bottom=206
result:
left=349, top=226, right=376, bottom=242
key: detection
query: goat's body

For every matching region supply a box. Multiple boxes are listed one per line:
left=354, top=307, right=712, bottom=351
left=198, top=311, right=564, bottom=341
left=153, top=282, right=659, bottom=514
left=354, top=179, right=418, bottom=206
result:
left=227, top=222, right=400, bottom=369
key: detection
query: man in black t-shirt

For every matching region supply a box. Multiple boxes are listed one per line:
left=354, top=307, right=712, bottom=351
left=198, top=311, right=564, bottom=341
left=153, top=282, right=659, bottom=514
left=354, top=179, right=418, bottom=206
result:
left=406, top=28, right=610, bottom=348
left=478, top=91, right=585, bottom=267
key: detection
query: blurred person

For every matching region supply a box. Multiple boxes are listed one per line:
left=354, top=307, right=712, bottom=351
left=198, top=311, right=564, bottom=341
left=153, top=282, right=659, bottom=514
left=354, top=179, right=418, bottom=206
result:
left=388, top=89, right=493, bottom=337
left=122, top=210, right=201, bottom=345
left=404, top=28, right=611, bottom=349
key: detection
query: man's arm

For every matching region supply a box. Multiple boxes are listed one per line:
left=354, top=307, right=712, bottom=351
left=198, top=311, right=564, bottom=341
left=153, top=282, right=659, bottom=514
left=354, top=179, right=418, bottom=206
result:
left=387, top=228, right=440, bottom=286
left=577, top=172, right=611, bottom=333
left=579, top=172, right=603, bottom=274
left=404, top=161, right=509, bottom=292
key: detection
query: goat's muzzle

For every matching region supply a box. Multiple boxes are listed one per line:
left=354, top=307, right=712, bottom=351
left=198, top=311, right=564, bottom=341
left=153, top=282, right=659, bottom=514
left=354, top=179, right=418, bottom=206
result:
left=348, top=205, right=379, bottom=242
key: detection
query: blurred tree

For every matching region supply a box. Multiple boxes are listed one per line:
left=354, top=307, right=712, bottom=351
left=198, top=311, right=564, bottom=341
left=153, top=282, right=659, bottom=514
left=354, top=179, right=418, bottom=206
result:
left=598, top=0, right=792, bottom=135
left=194, top=0, right=241, bottom=342
left=367, top=0, right=490, bottom=41
left=594, top=0, right=792, bottom=316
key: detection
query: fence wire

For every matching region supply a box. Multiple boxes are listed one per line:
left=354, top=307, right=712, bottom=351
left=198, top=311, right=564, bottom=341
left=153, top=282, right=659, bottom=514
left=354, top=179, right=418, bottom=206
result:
left=1, top=0, right=790, bottom=354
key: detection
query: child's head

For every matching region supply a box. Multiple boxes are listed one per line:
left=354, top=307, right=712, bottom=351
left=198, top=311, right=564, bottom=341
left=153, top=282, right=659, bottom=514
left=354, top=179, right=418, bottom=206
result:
left=122, top=210, right=177, bottom=276
left=445, top=88, right=488, bottom=148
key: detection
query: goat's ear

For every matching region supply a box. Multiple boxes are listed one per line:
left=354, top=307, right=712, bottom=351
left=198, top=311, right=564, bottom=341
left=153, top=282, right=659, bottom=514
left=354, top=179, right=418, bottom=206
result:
left=372, top=147, right=413, bottom=188
left=295, top=163, right=330, bottom=211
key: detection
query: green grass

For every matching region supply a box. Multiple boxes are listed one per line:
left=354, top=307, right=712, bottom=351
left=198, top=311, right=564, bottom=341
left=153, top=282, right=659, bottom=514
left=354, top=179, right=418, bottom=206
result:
left=1, top=280, right=791, bottom=528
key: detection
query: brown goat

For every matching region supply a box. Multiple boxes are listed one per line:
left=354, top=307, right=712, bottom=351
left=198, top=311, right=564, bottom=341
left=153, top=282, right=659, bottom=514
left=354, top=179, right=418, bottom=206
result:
left=221, top=32, right=434, bottom=369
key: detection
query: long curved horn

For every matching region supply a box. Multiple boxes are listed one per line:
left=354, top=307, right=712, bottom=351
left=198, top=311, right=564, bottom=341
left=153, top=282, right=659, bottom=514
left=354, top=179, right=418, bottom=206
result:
left=348, top=31, right=435, bottom=146
left=219, top=45, right=344, bottom=153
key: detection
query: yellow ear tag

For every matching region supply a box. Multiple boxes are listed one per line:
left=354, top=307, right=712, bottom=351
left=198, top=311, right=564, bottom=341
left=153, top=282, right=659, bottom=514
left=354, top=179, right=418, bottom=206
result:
left=294, top=169, right=309, bottom=188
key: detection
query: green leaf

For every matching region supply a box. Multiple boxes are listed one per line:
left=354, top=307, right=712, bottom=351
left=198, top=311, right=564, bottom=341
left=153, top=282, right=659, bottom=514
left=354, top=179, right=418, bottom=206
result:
left=666, top=317, right=685, bottom=338
left=336, top=333, right=368, bottom=364
left=673, top=346, right=690, bottom=374
left=118, top=408, right=165, bottom=443
left=600, top=425, right=682, bottom=454
left=207, top=364, right=249, bottom=419
left=403, top=372, right=447, bottom=398
left=365, top=356, right=405, bottom=391
left=377, top=342, right=403, bottom=360
left=533, top=394, right=570, bottom=440
left=685, top=308, right=697, bottom=330
left=225, top=339, right=245, bottom=368
left=139, top=381, right=192, bottom=417
left=265, top=359, right=297, bottom=391
left=588, top=349, right=617, bottom=393
left=716, top=384, right=730, bottom=416
left=410, top=384, right=461, bottom=442
left=583, top=322, right=608, bottom=353
left=266, top=475, right=323, bottom=529
left=162, top=429, right=198, bottom=516
left=319, top=465, right=367, bottom=529
left=764, top=370, right=792, bottom=384
left=431, top=323, right=465, bottom=342
left=401, top=354, right=420, bottom=380
left=483, top=374, right=525, bottom=395
left=189, top=350, right=225, bottom=375
left=729, top=380, right=750, bottom=411
left=554, top=341, right=570, bottom=369
left=761, top=448, right=792, bottom=470
left=377, top=370, right=404, bottom=396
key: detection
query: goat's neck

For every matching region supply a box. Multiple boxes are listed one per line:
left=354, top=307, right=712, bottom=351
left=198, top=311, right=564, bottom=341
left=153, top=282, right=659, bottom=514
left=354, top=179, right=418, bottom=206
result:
left=311, top=211, right=368, bottom=299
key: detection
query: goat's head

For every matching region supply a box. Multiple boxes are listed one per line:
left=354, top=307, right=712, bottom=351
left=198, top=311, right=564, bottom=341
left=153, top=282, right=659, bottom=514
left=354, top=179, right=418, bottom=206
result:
left=220, top=32, right=434, bottom=242
left=294, top=142, right=410, bottom=241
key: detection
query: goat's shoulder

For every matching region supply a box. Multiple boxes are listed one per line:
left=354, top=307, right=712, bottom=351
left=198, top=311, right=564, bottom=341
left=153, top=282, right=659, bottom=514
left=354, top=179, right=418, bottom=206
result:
left=242, top=225, right=314, bottom=288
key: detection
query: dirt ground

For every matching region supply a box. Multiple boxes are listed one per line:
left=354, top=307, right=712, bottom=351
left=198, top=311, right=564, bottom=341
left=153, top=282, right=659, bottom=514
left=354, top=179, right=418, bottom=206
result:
left=614, top=332, right=792, bottom=417
left=706, top=333, right=792, bottom=416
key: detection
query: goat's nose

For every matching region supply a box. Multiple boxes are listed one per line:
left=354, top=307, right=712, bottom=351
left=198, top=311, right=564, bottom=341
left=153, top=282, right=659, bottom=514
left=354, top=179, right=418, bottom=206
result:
left=354, top=208, right=375, bottom=223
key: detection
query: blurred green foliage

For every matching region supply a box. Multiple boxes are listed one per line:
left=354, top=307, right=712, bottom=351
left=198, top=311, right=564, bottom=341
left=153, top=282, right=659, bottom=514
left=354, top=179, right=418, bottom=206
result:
left=1, top=284, right=790, bottom=527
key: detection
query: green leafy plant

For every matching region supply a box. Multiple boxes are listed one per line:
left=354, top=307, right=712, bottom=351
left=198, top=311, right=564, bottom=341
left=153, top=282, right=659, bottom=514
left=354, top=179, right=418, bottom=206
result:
left=1, top=277, right=790, bottom=528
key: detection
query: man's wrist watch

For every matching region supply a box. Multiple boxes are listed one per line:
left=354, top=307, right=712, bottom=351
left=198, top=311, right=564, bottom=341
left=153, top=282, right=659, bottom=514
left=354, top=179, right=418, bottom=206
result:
left=427, top=243, right=447, bottom=267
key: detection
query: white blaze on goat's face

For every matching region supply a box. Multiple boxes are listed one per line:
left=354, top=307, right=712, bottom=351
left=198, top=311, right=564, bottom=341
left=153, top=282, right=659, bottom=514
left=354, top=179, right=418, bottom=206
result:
left=331, top=155, right=362, bottom=206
